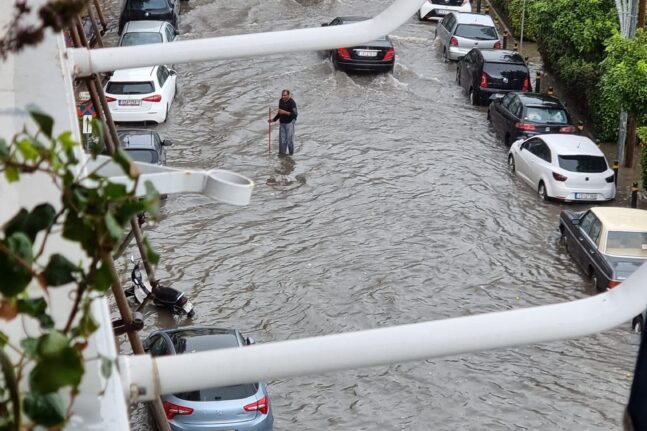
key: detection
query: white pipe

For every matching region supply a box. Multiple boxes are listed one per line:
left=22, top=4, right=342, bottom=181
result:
left=68, top=0, right=427, bottom=76
left=122, top=261, right=647, bottom=401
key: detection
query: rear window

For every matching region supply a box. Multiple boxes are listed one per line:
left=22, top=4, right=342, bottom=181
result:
left=120, top=32, right=163, bottom=46
left=175, top=384, right=258, bottom=402
left=483, top=63, right=528, bottom=76
left=106, top=81, right=154, bottom=94
left=524, top=107, right=568, bottom=124
left=126, top=149, right=158, bottom=164
left=557, top=155, right=607, bottom=173
left=454, top=24, right=497, bottom=40
left=606, top=231, right=647, bottom=257
left=127, top=0, right=168, bottom=10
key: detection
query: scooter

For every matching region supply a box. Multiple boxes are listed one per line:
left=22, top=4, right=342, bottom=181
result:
left=125, top=258, right=196, bottom=318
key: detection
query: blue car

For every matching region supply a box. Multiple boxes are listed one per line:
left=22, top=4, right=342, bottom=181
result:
left=144, top=327, right=274, bottom=431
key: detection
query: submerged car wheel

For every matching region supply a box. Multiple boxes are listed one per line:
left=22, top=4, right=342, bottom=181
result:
left=634, top=315, right=644, bottom=333
left=507, top=155, right=515, bottom=173
left=469, top=88, right=477, bottom=105
left=456, top=67, right=460, bottom=84
left=538, top=182, right=547, bottom=201
left=589, top=269, right=600, bottom=290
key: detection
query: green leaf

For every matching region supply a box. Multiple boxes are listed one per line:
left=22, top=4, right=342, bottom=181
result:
left=62, top=212, right=95, bottom=254
left=30, top=111, right=54, bottom=139
left=104, top=182, right=128, bottom=200
left=20, top=337, right=39, bottom=358
left=77, top=312, right=98, bottom=338
left=4, top=166, right=19, bottom=183
left=0, top=348, right=20, bottom=430
left=4, top=204, right=56, bottom=243
left=57, top=131, right=76, bottom=152
left=16, top=298, right=53, bottom=329
left=113, top=147, right=135, bottom=177
left=91, top=119, right=105, bottom=155
left=23, top=392, right=65, bottom=427
left=37, top=331, right=68, bottom=360
left=114, top=199, right=146, bottom=225
left=29, top=347, right=83, bottom=393
left=94, top=260, right=114, bottom=292
left=41, top=254, right=79, bottom=286
left=143, top=180, right=160, bottom=219
left=100, top=356, right=112, bottom=379
left=0, top=138, right=9, bottom=159
left=103, top=213, right=123, bottom=242
left=16, top=139, right=39, bottom=161
left=0, top=234, right=33, bottom=297
left=142, top=237, right=160, bottom=266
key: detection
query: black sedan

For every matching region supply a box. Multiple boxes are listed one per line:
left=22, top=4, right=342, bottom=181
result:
left=118, top=0, right=180, bottom=35
left=488, top=92, right=576, bottom=146
left=322, top=17, right=395, bottom=73
left=558, top=207, right=647, bottom=291
left=116, top=128, right=172, bottom=166
left=456, top=48, right=530, bottom=106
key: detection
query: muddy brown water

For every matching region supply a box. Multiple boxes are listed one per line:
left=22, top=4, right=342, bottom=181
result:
left=98, top=0, right=641, bottom=429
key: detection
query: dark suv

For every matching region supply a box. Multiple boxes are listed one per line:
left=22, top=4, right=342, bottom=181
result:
left=456, top=48, right=530, bottom=106
left=488, top=92, right=576, bottom=146
left=118, top=0, right=180, bottom=35
left=116, top=129, right=172, bottom=165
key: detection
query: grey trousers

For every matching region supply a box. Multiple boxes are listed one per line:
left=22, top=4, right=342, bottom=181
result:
left=279, top=121, right=295, bottom=155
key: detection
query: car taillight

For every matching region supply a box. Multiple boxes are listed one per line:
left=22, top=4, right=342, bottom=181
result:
left=480, top=72, right=488, bottom=88
left=605, top=175, right=615, bottom=183
left=462, top=0, right=469, bottom=4
left=559, top=126, right=576, bottom=133
left=143, top=94, right=162, bottom=102
left=450, top=36, right=458, bottom=46
left=552, top=172, right=568, bottom=181
left=244, top=396, right=269, bottom=415
left=337, top=48, right=350, bottom=59
left=494, top=40, right=501, bottom=49
left=522, top=76, right=530, bottom=91
left=383, top=48, right=395, bottom=61
left=106, top=96, right=116, bottom=102
left=515, top=122, right=536, bottom=131
left=163, top=401, right=193, bottom=420
left=608, top=280, right=622, bottom=289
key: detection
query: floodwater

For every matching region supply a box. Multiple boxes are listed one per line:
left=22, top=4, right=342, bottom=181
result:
left=98, top=0, right=641, bottom=429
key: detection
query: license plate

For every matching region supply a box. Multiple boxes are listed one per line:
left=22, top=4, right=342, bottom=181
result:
left=435, top=9, right=450, bottom=15
left=357, top=50, right=378, bottom=57
left=575, top=193, right=596, bottom=200
left=182, top=301, right=194, bottom=313
left=118, top=99, right=140, bottom=106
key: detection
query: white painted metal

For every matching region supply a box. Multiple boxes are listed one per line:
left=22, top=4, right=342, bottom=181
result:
left=68, top=0, right=428, bottom=76
left=120, top=261, right=647, bottom=402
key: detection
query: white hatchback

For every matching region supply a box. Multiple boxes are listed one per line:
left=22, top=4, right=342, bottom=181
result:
left=507, top=134, right=616, bottom=202
left=419, top=0, right=471, bottom=21
left=105, top=65, right=176, bottom=124
left=118, top=20, right=176, bottom=47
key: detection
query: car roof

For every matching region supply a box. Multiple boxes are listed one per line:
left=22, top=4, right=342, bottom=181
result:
left=515, top=92, right=564, bottom=107
left=117, top=129, right=157, bottom=149
left=452, top=12, right=495, bottom=25
left=122, top=20, right=166, bottom=33
left=590, top=207, right=647, bottom=232
left=538, top=134, right=603, bottom=156
left=110, top=66, right=157, bottom=81
left=477, top=49, right=525, bottom=64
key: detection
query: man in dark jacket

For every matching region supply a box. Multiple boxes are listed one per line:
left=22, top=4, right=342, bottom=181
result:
left=269, top=89, right=298, bottom=156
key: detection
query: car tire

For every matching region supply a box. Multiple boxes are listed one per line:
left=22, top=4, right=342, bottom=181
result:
left=538, top=182, right=548, bottom=201
left=507, top=155, right=515, bottom=173
left=633, top=315, right=644, bottom=333
left=559, top=228, right=566, bottom=246
left=469, top=88, right=477, bottom=106
left=590, top=269, right=600, bottom=291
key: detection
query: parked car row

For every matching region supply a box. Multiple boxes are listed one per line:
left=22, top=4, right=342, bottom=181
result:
left=425, top=11, right=646, bottom=331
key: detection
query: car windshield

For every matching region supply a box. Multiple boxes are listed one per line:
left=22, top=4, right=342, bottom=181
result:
left=125, top=149, right=158, bottom=164
left=605, top=231, right=647, bottom=257
left=174, top=384, right=258, bottom=402
left=106, top=81, right=154, bottom=94
left=524, top=107, right=568, bottom=124
left=604, top=255, right=647, bottom=279
left=120, top=32, right=163, bottom=46
left=127, top=0, right=168, bottom=10
left=454, top=24, right=497, bottom=40
left=557, top=155, right=607, bottom=173
left=483, top=63, right=528, bottom=77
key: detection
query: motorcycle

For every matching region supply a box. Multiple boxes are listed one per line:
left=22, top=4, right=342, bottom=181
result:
left=125, top=258, right=196, bottom=318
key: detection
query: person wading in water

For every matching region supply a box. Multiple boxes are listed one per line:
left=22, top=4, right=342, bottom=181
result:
left=269, top=89, right=298, bottom=156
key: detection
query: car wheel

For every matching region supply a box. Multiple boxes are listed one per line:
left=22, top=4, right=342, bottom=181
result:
left=538, top=182, right=548, bottom=201
left=559, top=228, right=566, bottom=246
left=590, top=270, right=599, bottom=291
left=487, top=109, right=491, bottom=123
left=469, top=88, right=477, bottom=106
left=504, top=134, right=511, bottom=147
left=442, top=47, right=448, bottom=63
left=507, top=155, right=515, bottom=173
left=633, top=315, right=644, bottom=333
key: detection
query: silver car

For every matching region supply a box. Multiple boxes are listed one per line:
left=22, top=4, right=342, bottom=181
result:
left=435, top=12, right=500, bottom=61
left=144, top=327, right=274, bottom=431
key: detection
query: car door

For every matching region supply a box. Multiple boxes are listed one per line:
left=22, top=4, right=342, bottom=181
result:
left=504, top=95, right=522, bottom=142
left=163, top=22, right=175, bottom=42
left=572, top=211, right=604, bottom=278
left=154, top=133, right=166, bottom=165
left=158, top=65, right=175, bottom=106
left=459, top=51, right=473, bottom=92
left=515, top=137, right=541, bottom=186
left=436, top=14, right=453, bottom=51
left=527, top=139, right=551, bottom=188
left=491, top=93, right=513, bottom=133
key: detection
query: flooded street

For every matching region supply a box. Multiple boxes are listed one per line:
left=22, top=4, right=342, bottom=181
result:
left=100, top=0, right=640, bottom=429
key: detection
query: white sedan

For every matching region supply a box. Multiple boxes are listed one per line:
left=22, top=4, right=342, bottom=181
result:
left=507, top=134, right=616, bottom=202
left=419, top=0, right=471, bottom=21
left=105, top=65, right=177, bottom=124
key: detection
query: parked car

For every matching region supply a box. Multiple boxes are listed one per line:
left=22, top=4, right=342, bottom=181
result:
left=558, top=207, right=647, bottom=292
left=457, top=48, right=530, bottom=105
left=144, top=327, right=274, bottom=431
left=118, top=0, right=180, bottom=35
left=507, top=134, right=616, bottom=202
left=419, top=0, right=471, bottom=21
left=435, top=12, right=500, bottom=62
left=104, top=65, right=177, bottom=124
left=488, top=92, right=576, bottom=146
left=116, top=129, right=171, bottom=165
left=119, top=20, right=176, bottom=46
left=322, top=17, right=395, bottom=73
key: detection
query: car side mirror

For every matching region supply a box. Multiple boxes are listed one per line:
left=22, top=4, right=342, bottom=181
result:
left=169, top=69, right=177, bottom=76
left=245, top=336, right=256, bottom=345
left=572, top=218, right=580, bottom=226
left=162, top=139, right=173, bottom=146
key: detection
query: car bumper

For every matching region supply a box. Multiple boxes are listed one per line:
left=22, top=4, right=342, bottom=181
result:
left=335, top=59, right=394, bottom=73
left=109, top=109, right=166, bottom=124
left=550, top=183, right=616, bottom=202
left=170, top=414, right=274, bottom=431
left=447, top=46, right=471, bottom=61
left=420, top=2, right=471, bottom=20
